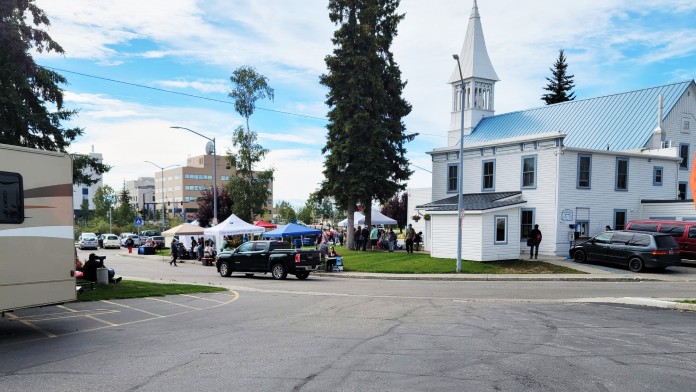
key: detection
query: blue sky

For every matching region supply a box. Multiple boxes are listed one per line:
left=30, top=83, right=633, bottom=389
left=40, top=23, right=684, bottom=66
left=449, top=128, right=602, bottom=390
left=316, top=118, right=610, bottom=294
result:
left=34, top=0, right=696, bottom=207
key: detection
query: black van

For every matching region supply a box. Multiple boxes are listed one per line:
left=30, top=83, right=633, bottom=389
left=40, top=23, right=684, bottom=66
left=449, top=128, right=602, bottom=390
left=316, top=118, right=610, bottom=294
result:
left=571, top=230, right=681, bottom=272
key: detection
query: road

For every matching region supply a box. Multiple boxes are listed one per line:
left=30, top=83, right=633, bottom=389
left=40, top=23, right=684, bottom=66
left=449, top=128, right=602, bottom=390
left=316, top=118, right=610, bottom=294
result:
left=0, top=249, right=695, bottom=391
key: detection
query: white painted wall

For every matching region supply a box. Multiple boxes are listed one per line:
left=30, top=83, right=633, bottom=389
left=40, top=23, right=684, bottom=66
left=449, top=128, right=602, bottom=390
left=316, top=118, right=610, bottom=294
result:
left=641, top=202, right=696, bottom=220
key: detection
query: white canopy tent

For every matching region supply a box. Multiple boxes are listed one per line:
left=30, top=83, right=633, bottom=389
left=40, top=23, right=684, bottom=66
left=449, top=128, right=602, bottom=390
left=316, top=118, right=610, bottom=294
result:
left=203, top=214, right=265, bottom=251
left=338, top=208, right=397, bottom=227
left=162, top=223, right=205, bottom=250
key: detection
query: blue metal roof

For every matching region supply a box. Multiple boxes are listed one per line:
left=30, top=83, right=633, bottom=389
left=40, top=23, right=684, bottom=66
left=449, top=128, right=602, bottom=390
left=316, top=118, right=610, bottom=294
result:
left=462, top=81, right=694, bottom=151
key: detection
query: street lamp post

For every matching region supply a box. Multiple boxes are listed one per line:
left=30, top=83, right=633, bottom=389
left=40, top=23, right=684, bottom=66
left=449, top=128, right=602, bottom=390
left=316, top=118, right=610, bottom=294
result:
left=170, top=126, right=218, bottom=225
left=453, top=54, right=466, bottom=273
left=145, top=161, right=179, bottom=232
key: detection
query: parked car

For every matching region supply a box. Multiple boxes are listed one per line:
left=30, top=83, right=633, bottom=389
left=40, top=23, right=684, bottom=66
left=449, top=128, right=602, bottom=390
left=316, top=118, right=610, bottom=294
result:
left=626, top=220, right=696, bottom=259
left=78, top=232, right=98, bottom=250
left=120, top=233, right=140, bottom=247
left=571, top=230, right=681, bottom=272
left=102, top=234, right=121, bottom=249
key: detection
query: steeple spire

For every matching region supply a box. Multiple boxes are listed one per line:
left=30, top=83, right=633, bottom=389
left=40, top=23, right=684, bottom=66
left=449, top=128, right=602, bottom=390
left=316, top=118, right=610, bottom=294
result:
left=448, top=0, right=499, bottom=145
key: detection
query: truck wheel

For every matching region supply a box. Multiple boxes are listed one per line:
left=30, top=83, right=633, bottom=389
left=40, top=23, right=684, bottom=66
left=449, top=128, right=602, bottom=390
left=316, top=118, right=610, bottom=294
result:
left=628, top=257, right=644, bottom=272
left=219, top=261, right=232, bottom=277
left=271, top=263, right=287, bottom=280
left=296, top=272, right=310, bottom=280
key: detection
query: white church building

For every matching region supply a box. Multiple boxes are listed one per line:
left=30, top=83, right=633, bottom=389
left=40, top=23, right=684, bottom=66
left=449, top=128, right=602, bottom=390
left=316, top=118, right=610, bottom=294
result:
left=416, top=0, right=696, bottom=261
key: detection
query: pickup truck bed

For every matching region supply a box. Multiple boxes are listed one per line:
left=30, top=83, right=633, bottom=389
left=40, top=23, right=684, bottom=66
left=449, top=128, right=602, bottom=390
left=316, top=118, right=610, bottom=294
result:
left=215, top=240, right=320, bottom=280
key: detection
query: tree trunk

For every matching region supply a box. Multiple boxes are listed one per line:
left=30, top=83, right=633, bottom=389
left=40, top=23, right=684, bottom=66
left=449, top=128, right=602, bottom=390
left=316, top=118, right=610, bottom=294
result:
left=347, top=204, right=355, bottom=250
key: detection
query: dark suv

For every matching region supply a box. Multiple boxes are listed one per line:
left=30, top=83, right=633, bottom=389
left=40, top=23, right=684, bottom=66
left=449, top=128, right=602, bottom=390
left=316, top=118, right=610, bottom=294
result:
left=571, top=230, right=681, bottom=272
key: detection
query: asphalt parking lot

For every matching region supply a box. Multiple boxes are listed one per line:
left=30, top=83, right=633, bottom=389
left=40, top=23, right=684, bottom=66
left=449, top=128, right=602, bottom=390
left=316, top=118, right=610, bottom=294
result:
left=0, top=291, right=238, bottom=346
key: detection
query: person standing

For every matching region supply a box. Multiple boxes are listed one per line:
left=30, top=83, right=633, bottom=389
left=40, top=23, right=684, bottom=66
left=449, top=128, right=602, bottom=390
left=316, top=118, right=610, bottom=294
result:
left=361, top=226, right=369, bottom=252
left=170, top=239, right=179, bottom=266
left=388, top=228, right=396, bottom=252
left=414, top=231, right=423, bottom=252
left=529, top=224, right=542, bottom=259
left=369, top=225, right=379, bottom=251
left=190, top=236, right=198, bottom=255
left=125, top=236, right=134, bottom=254
left=405, top=224, right=415, bottom=254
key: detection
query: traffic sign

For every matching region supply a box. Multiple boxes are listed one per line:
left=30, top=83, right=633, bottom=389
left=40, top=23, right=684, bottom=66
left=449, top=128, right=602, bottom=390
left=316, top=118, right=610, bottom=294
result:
left=135, top=217, right=143, bottom=227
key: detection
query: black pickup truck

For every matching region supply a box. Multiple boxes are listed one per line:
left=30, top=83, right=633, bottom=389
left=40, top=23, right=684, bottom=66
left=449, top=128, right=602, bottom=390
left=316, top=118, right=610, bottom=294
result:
left=215, top=240, right=320, bottom=280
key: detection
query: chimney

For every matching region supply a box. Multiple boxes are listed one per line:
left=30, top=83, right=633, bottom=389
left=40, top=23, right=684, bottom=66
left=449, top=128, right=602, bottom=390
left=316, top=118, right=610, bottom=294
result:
left=651, top=95, right=664, bottom=149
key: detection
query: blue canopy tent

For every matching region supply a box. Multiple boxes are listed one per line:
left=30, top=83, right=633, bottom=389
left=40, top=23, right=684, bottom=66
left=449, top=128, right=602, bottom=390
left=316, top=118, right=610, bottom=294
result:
left=262, top=223, right=321, bottom=239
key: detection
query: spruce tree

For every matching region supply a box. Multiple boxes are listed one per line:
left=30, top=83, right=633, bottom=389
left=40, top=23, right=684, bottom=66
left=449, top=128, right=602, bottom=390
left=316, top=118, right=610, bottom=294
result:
left=319, top=0, right=414, bottom=249
left=542, top=49, right=576, bottom=105
left=0, top=0, right=109, bottom=184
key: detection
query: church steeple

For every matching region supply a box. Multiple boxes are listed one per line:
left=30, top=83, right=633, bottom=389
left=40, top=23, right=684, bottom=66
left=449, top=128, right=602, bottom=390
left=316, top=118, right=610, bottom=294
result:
left=448, top=0, right=499, bottom=146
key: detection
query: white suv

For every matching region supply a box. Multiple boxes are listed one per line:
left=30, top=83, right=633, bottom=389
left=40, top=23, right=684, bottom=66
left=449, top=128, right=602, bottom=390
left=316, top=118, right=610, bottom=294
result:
left=78, top=232, right=98, bottom=250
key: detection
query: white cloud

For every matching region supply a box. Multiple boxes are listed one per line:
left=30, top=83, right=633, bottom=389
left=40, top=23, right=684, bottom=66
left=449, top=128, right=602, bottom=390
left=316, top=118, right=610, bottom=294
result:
left=156, top=79, right=230, bottom=94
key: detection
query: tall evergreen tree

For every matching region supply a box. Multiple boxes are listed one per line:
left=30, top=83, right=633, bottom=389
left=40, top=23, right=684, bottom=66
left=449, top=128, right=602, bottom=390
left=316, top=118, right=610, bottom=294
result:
left=542, top=49, right=576, bottom=105
left=0, top=0, right=109, bottom=185
left=114, top=182, right=134, bottom=226
left=319, top=0, right=414, bottom=249
left=226, top=66, right=275, bottom=222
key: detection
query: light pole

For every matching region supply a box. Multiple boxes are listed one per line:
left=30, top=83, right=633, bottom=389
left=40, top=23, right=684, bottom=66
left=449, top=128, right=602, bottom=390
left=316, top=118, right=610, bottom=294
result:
left=170, top=126, right=218, bottom=225
left=453, top=54, right=465, bottom=273
left=145, top=161, right=179, bottom=232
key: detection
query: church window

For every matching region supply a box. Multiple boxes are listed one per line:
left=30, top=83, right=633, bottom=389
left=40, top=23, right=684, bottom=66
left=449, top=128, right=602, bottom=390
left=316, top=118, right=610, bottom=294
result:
left=482, top=159, right=495, bottom=191
left=615, top=157, right=629, bottom=191
left=521, top=155, right=537, bottom=189
left=680, top=143, right=689, bottom=169
left=447, top=164, right=459, bottom=193
left=577, top=154, right=592, bottom=189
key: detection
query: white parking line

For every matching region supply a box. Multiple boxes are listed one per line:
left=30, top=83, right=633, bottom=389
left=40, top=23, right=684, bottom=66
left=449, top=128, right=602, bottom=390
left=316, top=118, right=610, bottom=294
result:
left=147, top=297, right=201, bottom=310
left=4, top=313, right=57, bottom=339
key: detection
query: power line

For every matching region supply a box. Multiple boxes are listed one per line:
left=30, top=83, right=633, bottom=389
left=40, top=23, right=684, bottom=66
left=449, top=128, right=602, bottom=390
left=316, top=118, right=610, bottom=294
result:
left=40, top=65, right=328, bottom=121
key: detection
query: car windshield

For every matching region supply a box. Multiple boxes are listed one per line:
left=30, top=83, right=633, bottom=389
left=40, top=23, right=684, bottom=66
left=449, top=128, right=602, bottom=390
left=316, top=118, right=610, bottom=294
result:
left=107, top=235, right=118, bottom=240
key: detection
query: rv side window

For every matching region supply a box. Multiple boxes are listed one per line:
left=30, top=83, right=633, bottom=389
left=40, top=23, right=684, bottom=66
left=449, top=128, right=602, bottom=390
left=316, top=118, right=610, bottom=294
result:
left=628, top=223, right=658, bottom=232
left=659, top=225, right=685, bottom=237
left=0, top=171, right=24, bottom=224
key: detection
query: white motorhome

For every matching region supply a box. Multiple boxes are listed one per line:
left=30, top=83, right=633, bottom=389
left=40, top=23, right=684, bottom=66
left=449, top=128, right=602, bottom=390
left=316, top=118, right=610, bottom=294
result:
left=0, top=143, right=76, bottom=312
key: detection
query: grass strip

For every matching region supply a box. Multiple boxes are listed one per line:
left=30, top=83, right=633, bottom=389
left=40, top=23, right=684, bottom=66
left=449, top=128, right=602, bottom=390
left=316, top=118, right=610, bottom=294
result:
left=77, top=280, right=227, bottom=302
left=676, top=300, right=696, bottom=304
left=329, top=248, right=584, bottom=274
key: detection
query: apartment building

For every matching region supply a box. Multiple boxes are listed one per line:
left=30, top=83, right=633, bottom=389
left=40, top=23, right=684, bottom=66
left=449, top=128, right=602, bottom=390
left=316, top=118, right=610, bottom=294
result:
left=126, top=177, right=155, bottom=212
left=154, top=154, right=274, bottom=222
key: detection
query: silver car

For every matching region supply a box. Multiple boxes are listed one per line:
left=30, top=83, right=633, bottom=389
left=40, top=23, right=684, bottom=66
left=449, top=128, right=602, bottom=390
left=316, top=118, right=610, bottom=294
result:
left=78, top=233, right=98, bottom=250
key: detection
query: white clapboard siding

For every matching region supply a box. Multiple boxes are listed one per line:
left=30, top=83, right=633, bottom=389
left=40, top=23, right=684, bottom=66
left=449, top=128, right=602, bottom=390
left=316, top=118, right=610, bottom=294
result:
left=480, top=207, right=520, bottom=261
left=664, top=84, right=696, bottom=189
left=556, top=151, right=679, bottom=253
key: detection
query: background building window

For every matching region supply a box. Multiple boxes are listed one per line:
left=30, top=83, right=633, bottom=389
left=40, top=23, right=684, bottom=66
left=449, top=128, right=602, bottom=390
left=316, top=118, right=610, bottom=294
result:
left=520, top=209, right=534, bottom=239
left=521, top=156, right=536, bottom=188
left=577, top=155, right=591, bottom=188
left=447, top=164, right=458, bottom=193
left=482, top=160, right=495, bottom=191
left=680, top=143, right=689, bottom=169
left=615, top=157, right=629, bottom=191
left=679, top=182, right=687, bottom=200
left=653, top=166, right=663, bottom=186
left=494, top=215, right=507, bottom=244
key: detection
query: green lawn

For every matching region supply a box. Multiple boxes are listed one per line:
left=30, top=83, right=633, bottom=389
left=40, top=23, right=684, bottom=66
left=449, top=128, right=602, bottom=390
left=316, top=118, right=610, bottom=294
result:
left=77, top=280, right=227, bottom=302
left=328, top=248, right=583, bottom=274
left=676, top=299, right=696, bottom=304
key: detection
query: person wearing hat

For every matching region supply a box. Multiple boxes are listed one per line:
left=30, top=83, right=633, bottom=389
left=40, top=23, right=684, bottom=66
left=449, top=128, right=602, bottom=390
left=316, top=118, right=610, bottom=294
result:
left=170, top=238, right=179, bottom=266
left=82, top=253, right=122, bottom=283
left=405, top=223, right=415, bottom=254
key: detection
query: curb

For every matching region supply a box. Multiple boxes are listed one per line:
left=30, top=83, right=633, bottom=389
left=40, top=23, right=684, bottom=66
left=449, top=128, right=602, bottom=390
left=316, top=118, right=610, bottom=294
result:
left=312, top=272, right=661, bottom=282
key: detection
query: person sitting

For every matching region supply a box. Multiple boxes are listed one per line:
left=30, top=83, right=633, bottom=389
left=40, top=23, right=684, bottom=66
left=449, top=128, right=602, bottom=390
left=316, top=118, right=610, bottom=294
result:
left=328, top=246, right=339, bottom=257
left=82, top=253, right=122, bottom=284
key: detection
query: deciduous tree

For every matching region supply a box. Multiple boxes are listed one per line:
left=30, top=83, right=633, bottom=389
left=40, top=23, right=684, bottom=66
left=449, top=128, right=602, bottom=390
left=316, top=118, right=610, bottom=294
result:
left=226, top=66, right=275, bottom=222
left=196, top=187, right=232, bottom=227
